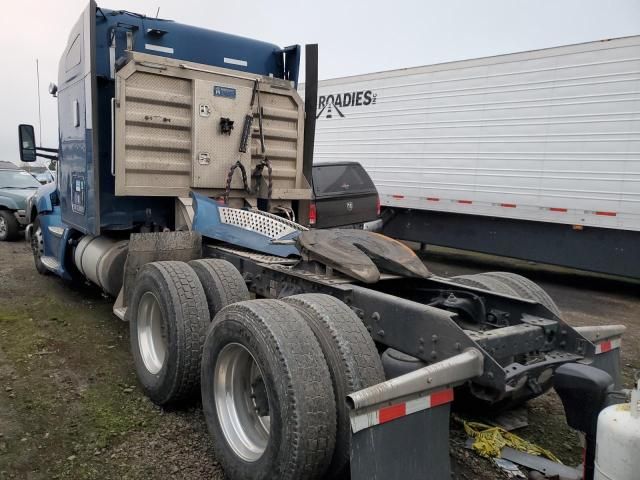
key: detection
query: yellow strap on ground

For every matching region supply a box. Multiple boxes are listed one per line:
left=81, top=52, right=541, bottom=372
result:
left=463, top=420, right=562, bottom=463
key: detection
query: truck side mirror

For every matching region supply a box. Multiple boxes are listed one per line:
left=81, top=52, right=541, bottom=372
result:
left=18, top=124, right=37, bottom=162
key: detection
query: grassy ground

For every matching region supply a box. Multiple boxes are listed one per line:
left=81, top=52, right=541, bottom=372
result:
left=0, top=241, right=223, bottom=479
left=0, top=239, right=638, bottom=479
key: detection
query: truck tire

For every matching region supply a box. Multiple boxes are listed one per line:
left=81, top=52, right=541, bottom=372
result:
left=0, top=210, right=19, bottom=241
left=451, top=272, right=561, bottom=317
left=482, top=271, right=561, bottom=317
left=201, top=300, right=336, bottom=480
left=128, top=261, right=210, bottom=406
left=30, top=217, right=49, bottom=275
left=282, top=293, right=385, bottom=479
left=449, top=273, right=519, bottom=297
left=188, top=259, right=249, bottom=319
left=451, top=272, right=561, bottom=412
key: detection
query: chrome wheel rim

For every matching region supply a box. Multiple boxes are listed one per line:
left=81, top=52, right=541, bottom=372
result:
left=137, top=292, right=166, bottom=374
left=0, top=217, right=6, bottom=237
left=32, top=225, right=44, bottom=259
left=214, top=343, right=270, bottom=462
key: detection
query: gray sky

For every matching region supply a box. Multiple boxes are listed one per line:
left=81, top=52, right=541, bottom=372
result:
left=1, top=0, right=639, bottom=164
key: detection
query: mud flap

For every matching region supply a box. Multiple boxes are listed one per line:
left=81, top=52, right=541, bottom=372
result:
left=553, top=363, right=617, bottom=480
left=350, top=401, right=452, bottom=480
left=347, top=349, right=483, bottom=479
left=589, top=346, right=623, bottom=389
left=575, top=325, right=626, bottom=389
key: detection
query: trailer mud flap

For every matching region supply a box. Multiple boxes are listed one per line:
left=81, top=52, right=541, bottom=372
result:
left=575, top=325, right=626, bottom=389
left=350, top=398, right=452, bottom=480
left=347, top=349, right=483, bottom=479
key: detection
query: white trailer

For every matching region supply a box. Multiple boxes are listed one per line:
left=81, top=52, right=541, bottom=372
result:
left=303, top=36, right=640, bottom=278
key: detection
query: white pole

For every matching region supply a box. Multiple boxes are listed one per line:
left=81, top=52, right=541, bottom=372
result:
left=36, top=58, right=43, bottom=148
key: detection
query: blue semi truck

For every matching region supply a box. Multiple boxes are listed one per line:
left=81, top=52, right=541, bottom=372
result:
left=17, top=3, right=628, bottom=479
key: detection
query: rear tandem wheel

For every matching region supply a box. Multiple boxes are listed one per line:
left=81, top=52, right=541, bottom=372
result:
left=201, top=299, right=337, bottom=480
left=188, top=258, right=250, bottom=319
left=450, top=271, right=562, bottom=410
left=283, top=294, right=385, bottom=479
left=450, top=271, right=561, bottom=317
left=128, top=261, right=210, bottom=406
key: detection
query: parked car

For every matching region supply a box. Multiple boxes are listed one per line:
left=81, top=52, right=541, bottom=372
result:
left=0, top=161, right=18, bottom=170
left=20, top=164, right=55, bottom=184
left=34, top=169, right=55, bottom=184
left=310, top=161, right=381, bottom=230
left=0, top=166, right=41, bottom=240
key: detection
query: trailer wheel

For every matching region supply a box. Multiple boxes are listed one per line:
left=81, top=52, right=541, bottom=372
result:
left=128, top=261, right=209, bottom=405
left=30, top=217, right=49, bottom=275
left=0, top=211, right=19, bottom=241
left=482, top=272, right=561, bottom=317
left=201, top=300, right=336, bottom=480
left=282, top=294, right=385, bottom=479
left=188, top=259, right=249, bottom=319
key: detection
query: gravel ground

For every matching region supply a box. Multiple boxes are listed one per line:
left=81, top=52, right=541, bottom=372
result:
left=0, top=239, right=638, bottom=479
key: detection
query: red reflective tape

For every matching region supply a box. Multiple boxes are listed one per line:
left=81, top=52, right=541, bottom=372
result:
left=378, top=403, right=406, bottom=424
left=549, top=208, right=568, bottom=212
left=457, top=200, right=473, bottom=204
left=426, top=197, right=440, bottom=202
left=595, top=211, right=616, bottom=217
left=599, top=340, right=612, bottom=353
left=596, top=338, right=620, bottom=354
left=501, top=203, right=516, bottom=208
left=392, top=195, right=405, bottom=199
left=430, top=389, right=454, bottom=407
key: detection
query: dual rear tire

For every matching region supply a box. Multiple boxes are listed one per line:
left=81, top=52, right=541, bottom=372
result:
left=128, top=259, right=385, bottom=479
left=202, top=300, right=336, bottom=480
left=202, top=295, right=384, bottom=480
left=128, top=259, right=249, bottom=405
left=128, top=261, right=210, bottom=405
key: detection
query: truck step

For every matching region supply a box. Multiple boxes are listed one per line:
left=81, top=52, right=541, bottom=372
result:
left=113, top=307, right=127, bottom=321
left=40, top=256, right=60, bottom=272
left=47, top=226, right=65, bottom=238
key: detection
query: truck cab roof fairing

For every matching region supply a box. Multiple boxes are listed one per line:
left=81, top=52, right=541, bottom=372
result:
left=94, top=8, right=300, bottom=83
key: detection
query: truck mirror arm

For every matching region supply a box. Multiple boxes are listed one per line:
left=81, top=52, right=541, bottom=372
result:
left=35, top=153, right=58, bottom=161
